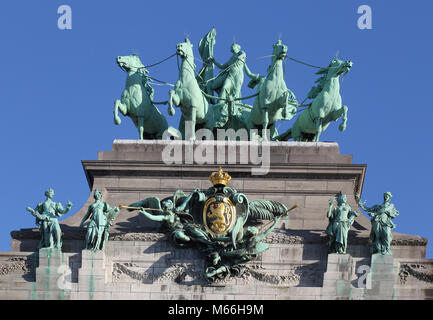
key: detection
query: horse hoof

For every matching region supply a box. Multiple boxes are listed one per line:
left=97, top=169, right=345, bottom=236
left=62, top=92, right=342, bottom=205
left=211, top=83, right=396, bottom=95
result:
left=114, top=116, right=121, bottom=125
left=339, top=124, right=346, bottom=131
left=168, top=107, right=175, bottom=116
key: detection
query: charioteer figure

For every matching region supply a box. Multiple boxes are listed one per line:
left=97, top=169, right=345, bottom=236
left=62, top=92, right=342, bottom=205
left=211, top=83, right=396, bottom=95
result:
left=206, top=42, right=260, bottom=127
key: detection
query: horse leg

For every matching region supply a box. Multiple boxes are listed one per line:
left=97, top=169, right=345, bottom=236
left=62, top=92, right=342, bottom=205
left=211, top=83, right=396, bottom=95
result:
left=292, top=124, right=302, bottom=141
left=187, top=107, right=197, bottom=141
left=262, top=108, right=269, bottom=141
left=179, top=115, right=186, bottom=140
left=137, top=117, right=145, bottom=140
left=168, top=90, right=179, bottom=116
left=269, top=123, right=278, bottom=141
left=314, top=117, right=323, bottom=142
left=338, top=105, right=348, bottom=131
left=203, top=106, right=215, bottom=139
left=114, top=99, right=127, bottom=125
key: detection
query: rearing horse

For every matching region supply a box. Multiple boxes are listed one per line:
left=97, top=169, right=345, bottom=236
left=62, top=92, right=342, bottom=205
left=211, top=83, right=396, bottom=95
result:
left=246, top=40, right=298, bottom=141
left=168, top=38, right=214, bottom=140
left=276, top=58, right=353, bottom=142
left=114, top=54, right=168, bottom=140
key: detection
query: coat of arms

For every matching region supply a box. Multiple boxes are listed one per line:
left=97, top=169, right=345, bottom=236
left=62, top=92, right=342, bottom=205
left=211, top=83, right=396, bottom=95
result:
left=122, top=168, right=297, bottom=282
left=203, top=196, right=236, bottom=237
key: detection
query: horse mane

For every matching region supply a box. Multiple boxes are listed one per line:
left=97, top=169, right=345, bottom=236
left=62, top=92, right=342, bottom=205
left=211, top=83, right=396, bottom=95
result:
left=307, top=63, right=331, bottom=99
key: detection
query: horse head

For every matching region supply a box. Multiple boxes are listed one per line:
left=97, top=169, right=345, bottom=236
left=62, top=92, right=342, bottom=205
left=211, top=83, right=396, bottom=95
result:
left=267, top=40, right=288, bottom=75
left=116, top=54, right=149, bottom=75
left=318, top=58, right=353, bottom=80
left=272, top=40, right=288, bottom=61
left=176, top=38, right=194, bottom=61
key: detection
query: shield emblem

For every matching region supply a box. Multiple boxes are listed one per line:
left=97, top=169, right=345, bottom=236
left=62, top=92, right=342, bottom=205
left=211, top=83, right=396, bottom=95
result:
left=203, top=197, right=236, bottom=237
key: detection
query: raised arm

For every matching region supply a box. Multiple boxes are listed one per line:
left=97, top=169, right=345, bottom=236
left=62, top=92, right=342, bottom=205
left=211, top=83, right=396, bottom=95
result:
left=244, top=63, right=259, bottom=80
left=327, top=198, right=335, bottom=219
left=56, top=201, right=72, bottom=217
left=139, top=209, right=166, bottom=222
left=212, top=57, right=227, bottom=69
left=356, top=194, right=372, bottom=213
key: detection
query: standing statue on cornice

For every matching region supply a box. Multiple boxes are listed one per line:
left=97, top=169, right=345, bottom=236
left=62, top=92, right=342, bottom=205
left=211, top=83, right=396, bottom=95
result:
left=325, top=193, right=358, bottom=254
left=26, top=188, right=73, bottom=249
left=80, top=189, right=120, bottom=251
left=356, top=192, right=399, bottom=255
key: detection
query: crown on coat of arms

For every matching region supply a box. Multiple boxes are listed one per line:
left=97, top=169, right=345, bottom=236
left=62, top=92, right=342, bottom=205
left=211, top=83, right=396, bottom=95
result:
left=209, top=167, right=231, bottom=186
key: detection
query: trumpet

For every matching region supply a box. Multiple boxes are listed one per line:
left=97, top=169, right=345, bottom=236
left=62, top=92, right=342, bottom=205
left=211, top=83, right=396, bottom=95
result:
left=258, top=203, right=299, bottom=232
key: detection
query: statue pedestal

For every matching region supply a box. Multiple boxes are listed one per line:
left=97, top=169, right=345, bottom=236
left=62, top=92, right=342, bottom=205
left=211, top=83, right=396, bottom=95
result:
left=365, top=254, right=399, bottom=299
left=35, top=248, right=71, bottom=300
left=76, top=250, right=107, bottom=299
left=322, top=254, right=356, bottom=298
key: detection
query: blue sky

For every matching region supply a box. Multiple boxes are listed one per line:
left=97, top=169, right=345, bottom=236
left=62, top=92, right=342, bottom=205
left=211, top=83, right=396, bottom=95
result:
left=0, top=1, right=432, bottom=258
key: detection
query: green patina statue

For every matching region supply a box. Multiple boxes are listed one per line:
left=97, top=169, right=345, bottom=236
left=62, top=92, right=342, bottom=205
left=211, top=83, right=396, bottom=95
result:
left=205, top=41, right=259, bottom=128
left=197, top=28, right=216, bottom=98
left=356, top=192, right=399, bottom=255
left=275, top=58, right=353, bottom=142
left=325, top=193, right=358, bottom=254
left=121, top=168, right=297, bottom=282
left=79, top=189, right=120, bottom=251
left=246, top=40, right=298, bottom=141
left=205, top=215, right=282, bottom=281
left=114, top=54, right=169, bottom=139
left=168, top=38, right=215, bottom=140
left=113, top=30, right=354, bottom=141
left=126, top=189, right=211, bottom=247
left=26, top=188, right=73, bottom=249
left=207, top=42, right=258, bottom=101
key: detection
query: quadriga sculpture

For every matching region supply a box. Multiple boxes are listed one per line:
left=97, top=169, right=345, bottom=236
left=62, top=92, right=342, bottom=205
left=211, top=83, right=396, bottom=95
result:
left=246, top=40, right=298, bottom=141
left=114, top=54, right=169, bottom=140
left=168, top=38, right=214, bottom=140
left=276, top=58, right=353, bottom=142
